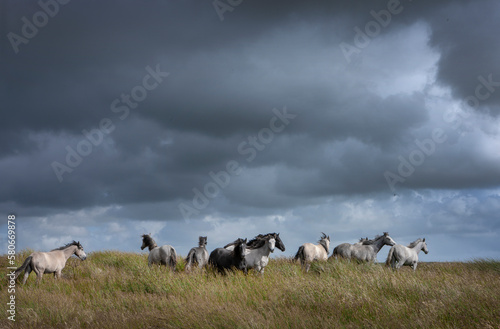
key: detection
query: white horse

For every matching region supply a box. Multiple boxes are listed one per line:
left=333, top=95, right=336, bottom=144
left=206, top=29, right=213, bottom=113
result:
left=141, top=234, right=177, bottom=270
left=294, top=232, right=330, bottom=272
left=14, top=241, right=87, bottom=284
left=386, top=238, right=428, bottom=271
left=225, top=235, right=276, bottom=274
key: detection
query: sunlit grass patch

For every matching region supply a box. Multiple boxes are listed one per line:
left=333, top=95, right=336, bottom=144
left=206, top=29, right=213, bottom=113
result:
left=2, top=251, right=499, bottom=328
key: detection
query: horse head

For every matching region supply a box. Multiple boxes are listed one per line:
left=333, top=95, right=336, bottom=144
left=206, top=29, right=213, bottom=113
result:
left=274, top=233, right=286, bottom=252
left=74, top=241, right=87, bottom=260
left=421, top=238, right=429, bottom=254
left=383, top=232, right=396, bottom=246
left=141, top=234, right=156, bottom=251
left=268, top=237, right=276, bottom=253
left=234, top=238, right=247, bottom=272
left=235, top=238, right=247, bottom=259
left=319, top=232, right=330, bottom=253
left=199, top=236, right=208, bottom=247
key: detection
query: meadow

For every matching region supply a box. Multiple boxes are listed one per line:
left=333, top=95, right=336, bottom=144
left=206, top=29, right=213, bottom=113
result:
left=1, top=250, right=499, bottom=328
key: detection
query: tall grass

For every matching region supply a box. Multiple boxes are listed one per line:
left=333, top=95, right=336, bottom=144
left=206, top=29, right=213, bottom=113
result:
left=1, top=251, right=499, bottom=328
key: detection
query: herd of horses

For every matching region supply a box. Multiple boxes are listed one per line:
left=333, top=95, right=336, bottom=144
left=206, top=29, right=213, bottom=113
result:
left=13, top=232, right=428, bottom=284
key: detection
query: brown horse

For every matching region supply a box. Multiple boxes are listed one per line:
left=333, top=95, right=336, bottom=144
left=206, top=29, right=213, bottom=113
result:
left=14, top=241, right=87, bottom=284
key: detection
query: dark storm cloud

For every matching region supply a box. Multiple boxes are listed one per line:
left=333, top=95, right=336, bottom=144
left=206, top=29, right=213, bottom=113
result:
left=425, top=0, right=500, bottom=115
left=1, top=0, right=499, bottom=261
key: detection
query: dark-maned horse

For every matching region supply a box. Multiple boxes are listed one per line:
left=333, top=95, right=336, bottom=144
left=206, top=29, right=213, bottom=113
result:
left=294, top=233, right=330, bottom=272
left=141, top=234, right=177, bottom=271
left=14, top=241, right=87, bottom=284
left=225, top=234, right=281, bottom=275
left=209, top=238, right=247, bottom=274
left=185, top=236, right=209, bottom=271
left=225, top=232, right=286, bottom=252
left=250, top=233, right=286, bottom=252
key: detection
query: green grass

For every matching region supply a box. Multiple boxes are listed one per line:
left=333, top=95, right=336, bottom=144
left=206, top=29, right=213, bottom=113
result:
left=1, top=251, right=499, bottom=328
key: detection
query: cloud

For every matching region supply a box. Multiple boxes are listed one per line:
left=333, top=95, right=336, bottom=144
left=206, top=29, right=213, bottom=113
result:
left=1, top=0, right=499, bottom=262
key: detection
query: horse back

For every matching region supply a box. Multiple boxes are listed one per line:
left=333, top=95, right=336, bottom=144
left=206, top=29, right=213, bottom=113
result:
left=209, top=248, right=230, bottom=262
left=32, top=250, right=65, bottom=272
left=394, top=244, right=416, bottom=264
left=209, top=248, right=240, bottom=271
left=158, top=245, right=176, bottom=265
left=303, top=243, right=327, bottom=261
left=188, top=247, right=208, bottom=266
left=334, top=243, right=352, bottom=258
left=356, top=243, right=380, bottom=261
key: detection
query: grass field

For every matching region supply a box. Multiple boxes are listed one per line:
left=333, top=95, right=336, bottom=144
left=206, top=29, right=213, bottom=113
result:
left=1, top=250, right=499, bottom=328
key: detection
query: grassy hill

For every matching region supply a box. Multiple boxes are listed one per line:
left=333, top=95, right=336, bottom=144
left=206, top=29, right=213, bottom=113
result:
left=1, top=250, right=499, bottom=328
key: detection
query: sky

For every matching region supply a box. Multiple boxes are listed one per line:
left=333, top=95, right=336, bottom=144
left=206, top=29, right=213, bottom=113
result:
left=1, top=0, right=499, bottom=262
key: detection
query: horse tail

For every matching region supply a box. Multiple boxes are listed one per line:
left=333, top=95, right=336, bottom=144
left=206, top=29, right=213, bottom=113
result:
left=14, top=256, right=32, bottom=279
left=168, top=247, right=177, bottom=271
left=294, top=245, right=304, bottom=262
left=332, top=246, right=339, bottom=258
left=386, top=246, right=394, bottom=267
left=185, top=248, right=195, bottom=269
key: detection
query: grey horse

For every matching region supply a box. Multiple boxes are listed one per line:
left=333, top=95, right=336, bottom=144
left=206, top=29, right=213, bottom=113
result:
left=141, top=234, right=177, bottom=271
left=331, top=237, right=368, bottom=260
left=332, top=232, right=396, bottom=263
left=294, top=232, right=330, bottom=272
left=14, top=241, right=87, bottom=284
left=386, top=238, right=428, bottom=271
left=185, top=236, right=209, bottom=271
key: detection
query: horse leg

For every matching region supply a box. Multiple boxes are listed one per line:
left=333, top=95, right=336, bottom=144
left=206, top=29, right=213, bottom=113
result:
left=22, top=265, right=32, bottom=285
left=55, top=270, right=62, bottom=279
left=412, top=262, right=418, bottom=271
left=390, top=256, right=396, bottom=269
left=305, top=262, right=311, bottom=273
left=34, top=268, right=44, bottom=284
left=395, top=259, right=403, bottom=270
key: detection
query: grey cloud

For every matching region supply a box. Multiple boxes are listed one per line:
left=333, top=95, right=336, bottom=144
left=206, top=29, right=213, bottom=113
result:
left=1, top=0, right=499, bottom=262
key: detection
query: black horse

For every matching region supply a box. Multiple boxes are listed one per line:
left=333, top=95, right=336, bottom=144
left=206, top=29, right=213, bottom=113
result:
left=208, top=238, right=247, bottom=274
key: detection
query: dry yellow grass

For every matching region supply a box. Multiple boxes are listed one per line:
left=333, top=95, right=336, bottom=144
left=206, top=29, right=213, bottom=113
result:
left=1, top=250, right=499, bottom=328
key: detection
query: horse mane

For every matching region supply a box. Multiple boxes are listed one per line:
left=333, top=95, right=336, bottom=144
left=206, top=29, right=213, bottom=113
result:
left=142, top=234, right=157, bottom=248
left=223, top=238, right=239, bottom=249
left=407, top=238, right=423, bottom=248
left=198, top=236, right=207, bottom=247
left=51, top=240, right=80, bottom=251
left=224, top=238, right=246, bottom=249
left=245, top=233, right=269, bottom=248
left=362, top=232, right=389, bottom=245
left=316, top=232, right=329, bottom=252
left=226, top=233, right=280, bottom=250
left=317, top=239, right=328, bottom=253
left=247, top=236, right=272, bottom=250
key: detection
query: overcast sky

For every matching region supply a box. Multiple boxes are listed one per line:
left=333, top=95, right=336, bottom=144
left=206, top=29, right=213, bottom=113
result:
left=1, top=0, right=499, bottom=262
